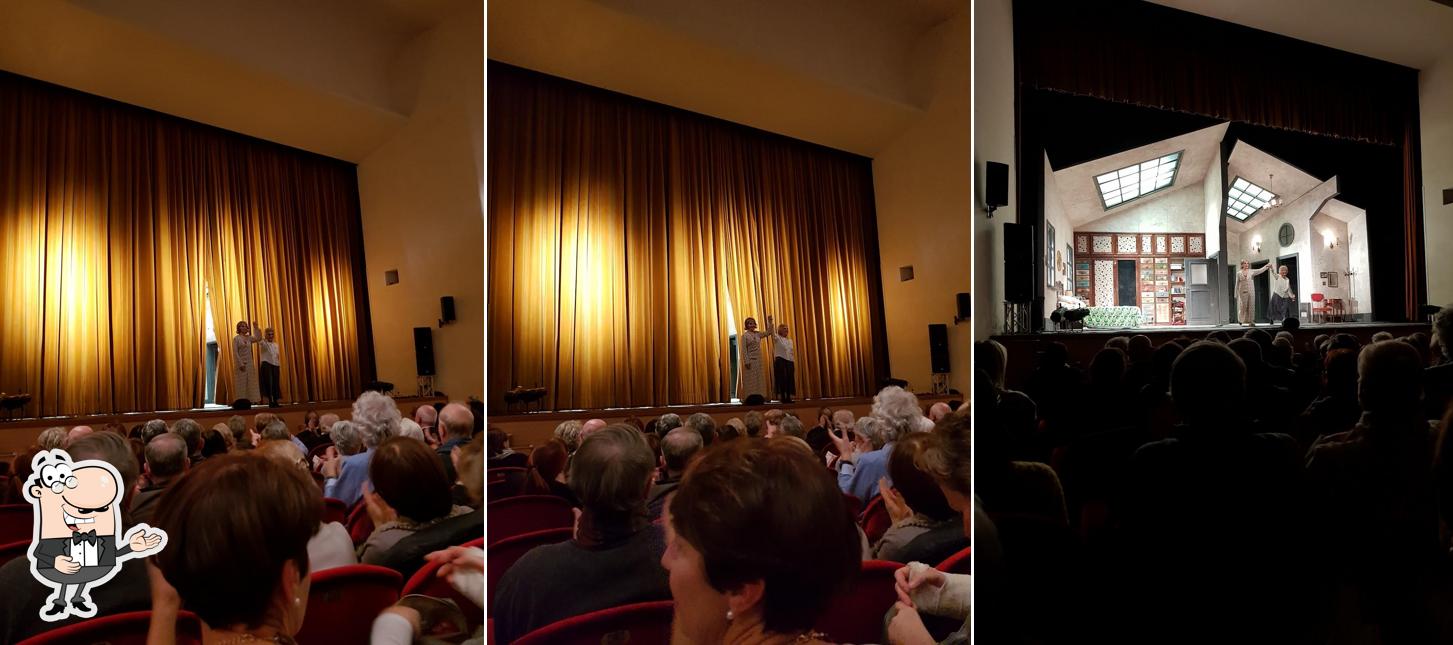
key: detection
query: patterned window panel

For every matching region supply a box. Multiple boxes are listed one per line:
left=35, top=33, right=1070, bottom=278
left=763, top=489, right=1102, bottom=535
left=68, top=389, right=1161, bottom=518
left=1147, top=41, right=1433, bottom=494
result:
left=1077, top=234, right=1088, bottom=254
left=1188, top=235, right=1203, bottom=255
left=1117, top=235, right=1138, bottom=255
left=1155, top=235, right=1167, bottom=254
left=1094, top=260, right=1115, bottom=306
left=1092, top=235, right=1112, bottom=254
left=1141, top=234, right=1152, bottom=254
left=1171, top=236, right=1186, bottom=254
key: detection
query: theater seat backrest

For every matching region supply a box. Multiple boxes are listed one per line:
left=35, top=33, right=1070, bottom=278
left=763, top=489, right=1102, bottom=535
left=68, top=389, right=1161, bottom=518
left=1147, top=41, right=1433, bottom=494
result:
left=295, top=565, right=402, bottom=645
left=812, top=560, right=901, bottom=644
left=513, top=600, right=674, bottom=645
left=0, top=504, right=33, bottom=544
left=487, top=495, right=574, bottom=546
left=486, top=527, right=572, bottom=613
left=14, top=610, right=203, bottom=645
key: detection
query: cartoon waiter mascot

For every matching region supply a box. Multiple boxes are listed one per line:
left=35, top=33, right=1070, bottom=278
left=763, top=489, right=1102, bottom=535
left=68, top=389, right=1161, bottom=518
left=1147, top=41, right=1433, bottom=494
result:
left=21, top=449, right=167, bottom=621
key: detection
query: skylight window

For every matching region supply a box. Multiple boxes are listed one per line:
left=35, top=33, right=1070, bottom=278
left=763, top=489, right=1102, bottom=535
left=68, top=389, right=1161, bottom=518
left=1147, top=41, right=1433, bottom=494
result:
left=1095, top=151, right=1181, bottom=210
left=1225, top=176, right=1276, bottom=221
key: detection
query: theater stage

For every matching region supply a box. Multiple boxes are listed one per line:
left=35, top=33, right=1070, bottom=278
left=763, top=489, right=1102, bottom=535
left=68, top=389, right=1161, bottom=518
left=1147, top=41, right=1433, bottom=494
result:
left=487, top=393, right=961, bottom=451
left=0, top=396, right=448, bottom=459
left=992, top=321, right=1429, bottom=389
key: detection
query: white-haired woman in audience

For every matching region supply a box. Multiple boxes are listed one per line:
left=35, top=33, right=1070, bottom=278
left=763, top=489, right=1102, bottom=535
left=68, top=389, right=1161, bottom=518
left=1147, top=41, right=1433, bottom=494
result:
left=830, top=413, right=898, bottom=501
left=322, top=392, right=401, bottom=508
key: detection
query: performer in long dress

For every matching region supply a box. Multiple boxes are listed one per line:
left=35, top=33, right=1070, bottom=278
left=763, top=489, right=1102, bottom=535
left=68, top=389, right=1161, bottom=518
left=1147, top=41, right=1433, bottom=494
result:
left=259, top=327, right=282, bottom=408
left=1236, top=260, right=1274, bottom=326
left=737, top=316, right=770, bottom=404
left=1268, top=265, right=1297, bottom=324
left=232, top=321, right=263, bottom=405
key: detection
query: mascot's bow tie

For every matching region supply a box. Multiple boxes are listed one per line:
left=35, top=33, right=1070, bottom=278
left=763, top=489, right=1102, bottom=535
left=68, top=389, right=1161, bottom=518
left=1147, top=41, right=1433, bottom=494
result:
left=70, top=530, right=98, bottom=545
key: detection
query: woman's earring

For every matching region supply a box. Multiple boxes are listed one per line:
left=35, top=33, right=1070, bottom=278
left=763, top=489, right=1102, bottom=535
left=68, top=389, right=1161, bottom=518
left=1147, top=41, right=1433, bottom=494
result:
left=726, top=610, right=734, bottom=621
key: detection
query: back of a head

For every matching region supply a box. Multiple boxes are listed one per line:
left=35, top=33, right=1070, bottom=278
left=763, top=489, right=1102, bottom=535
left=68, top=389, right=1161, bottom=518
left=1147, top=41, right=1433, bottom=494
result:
left=1171, top=342, right=1247, bottom=421
left=1331, top=333, right=1360, bottom=352
left=553, top=420, right=583, bottom=452
left=437, top=402, right=474, bottom=441
left=1207, top=330, right=1231, bottom=345
left=1150, top=342, right=1184, bottom=385
left=143, top=419, right=170, bottom=444
left=529, top=439, right=569, bottom=482
left=1088, top=348, right=1126, bottom=386
left=1281, top=317, right=1301, bottom=332
left=1434, top=306, right=1453, bottom=359
left=1275, top=331, right=1295, bottom=346
left=686, top=413, right=716, bottom=446
left=888, top=433, right=955, bottom=521
left=1227, top=338, right=1263, bottom=370
left=1106, top=336, right=1129, bottom=352
left=1041, top=341, right=1069, bottom=366
left=871, top=386, right=920, bottom=441
left=371, top=436, right=453, bottom=522
left=1358, top=340, right=1424, bottom=414
left=1270, top=338, right=1294, bottom=367
left=253, top=413, right=278, bottom=433
left=173, top=419, right=203, bottom=453
left=145, top=433, right=190, bottom=478
left=318, top=413, right=341, bottom=431
left=398, top=418, right=426, bottom=442
left=1325, top=348, right=1359, bottom=395
left=918, top=410, right=972, bottom=499
left=662, top=427, right=704, bottom=473
left=743, top=411, right=764, bottom=437
left=1372, top=331, right=1394, bottom=343
left=255, top=439, right=307, bottom=473
left=488, top=429, right=509, bottom=456
left=1245, top=328, right=1273, bottom=354
left=831, top=410, right=855, bottom=428
left=658, top=413, right=683, bottom=433
left=1314, top=334, right=1331, bottom=353
left=261, top=419, right=291, bottom=442
left=569, top=425, right=655, bottom=515
left=1128, top=335, right=1153, bottom=362
left=669, top=438, right=859, bottom=636
left=974, top=340, right=1009, bottom=389
left=202, top=428, right=230, bottom=458
left=227, top=415, right=247, bottom=443
left=67, top=432, right=141, bottom=498
left=855, top=416, right=890, bottom=450
left=456, top=434, right=485, bottom=504
left=763, top=409, right=786, bottom=424
left=778, top=414, right=805, bottom=439
left=153, top=454, right=318, bottom=632
left=354, top=392, right=403, bottom=448
left=328, top=420, right=363, bottom=455
left=37, top=427, right=67, bottom=450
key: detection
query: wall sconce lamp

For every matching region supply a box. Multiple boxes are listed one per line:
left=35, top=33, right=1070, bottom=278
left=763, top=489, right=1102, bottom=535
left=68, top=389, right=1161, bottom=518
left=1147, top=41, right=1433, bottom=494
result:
left=1251, top=235, right=1262, bottom=254
left=1323, top=231, right=1337, bottom=249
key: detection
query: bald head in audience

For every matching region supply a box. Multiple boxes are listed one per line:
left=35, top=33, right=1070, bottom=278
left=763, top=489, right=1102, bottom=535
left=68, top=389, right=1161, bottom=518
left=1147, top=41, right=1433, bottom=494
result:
left=66, top=426, right=94, bottom=446
left=145, top=433, right=190, bottom=484
left=439, top=403, right=474, bottom=441
left=928, top=402, right=953, bottom=423
left=581, top=418, right=608, bottom=438
left=662, top=427, right=704, bottom=477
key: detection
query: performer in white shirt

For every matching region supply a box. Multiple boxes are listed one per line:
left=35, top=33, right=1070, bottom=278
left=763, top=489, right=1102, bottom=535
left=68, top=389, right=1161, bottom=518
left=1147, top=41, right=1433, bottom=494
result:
left=259, top=327, right=282, bottom=408
left=232, top=321, right=262, bottom=405
left=768, top=317, right=796, bottom=403
left=736, top=316, right=770, bottom=404
left=1235, top=261, right=1273, bottom=326
left=1268, top=265, right=1297, bottom=324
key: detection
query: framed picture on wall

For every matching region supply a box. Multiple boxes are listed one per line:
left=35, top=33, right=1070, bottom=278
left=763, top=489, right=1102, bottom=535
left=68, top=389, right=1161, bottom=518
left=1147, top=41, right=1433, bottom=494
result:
left=1046, top=223, right=1056, bottom=273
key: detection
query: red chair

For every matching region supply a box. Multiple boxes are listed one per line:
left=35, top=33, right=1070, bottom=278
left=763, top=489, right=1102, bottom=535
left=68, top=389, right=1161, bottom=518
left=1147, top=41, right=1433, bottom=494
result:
left=347, top=502, right=374, bottom=545
left=0, top=540, right=27, bottom=569
left=936, top=545, right=972, bottom=575
left=860, top=496, right=892, bottom=545
left=307, top=441, right=334, bottom=464
left=404, top=537, right=487, bottom=632
left=321, top=497, right=348, bottom=526
left=488, top=495, right=574, bottom=546
left=488, top=618, right=495, bottom=645
left=295, top=565, right=402, bottom=645
left=14, top=609, right=204, bottom=645
left=1311, top=292, right=1326, bottom=323
left=487, top=527, right=573, bottom=612
left=513, top=600, right=674, bottom=645
left=812, top=560, right=901, bottom=645
left=488, top=467, right=529, bottom=501
left=842, top=493, right=863, bottom=519
left=0, top=504, right=33, bottom=544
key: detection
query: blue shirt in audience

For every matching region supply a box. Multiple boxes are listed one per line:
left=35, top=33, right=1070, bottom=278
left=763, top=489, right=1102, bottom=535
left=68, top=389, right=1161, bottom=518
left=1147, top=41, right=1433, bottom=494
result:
left=290, top=435, right=309, bottom=458
left=838, top=442, right=894, bottom=501
left=325, top=449, right=374, bottom=508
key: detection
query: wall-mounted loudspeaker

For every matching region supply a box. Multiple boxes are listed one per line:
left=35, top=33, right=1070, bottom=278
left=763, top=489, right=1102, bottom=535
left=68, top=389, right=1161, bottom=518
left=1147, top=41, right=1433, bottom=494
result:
left=440, top=296, right=456, bottom=326
left=955, top=293, right=970, bottom=323
left=985, top=161, right=1009, bottom=216
left=1003, top=222, right=1034, bottom=303
left=1443, top=188, right=1452, bottom=205
left=929, top=324, right=950, bottom=374
left=414, top=327, right=436, bottom=376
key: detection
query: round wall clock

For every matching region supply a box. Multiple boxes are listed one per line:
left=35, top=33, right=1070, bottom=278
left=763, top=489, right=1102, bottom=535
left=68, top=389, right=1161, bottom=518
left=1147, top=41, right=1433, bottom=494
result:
left=1278, top=223, right=1295, bottom=247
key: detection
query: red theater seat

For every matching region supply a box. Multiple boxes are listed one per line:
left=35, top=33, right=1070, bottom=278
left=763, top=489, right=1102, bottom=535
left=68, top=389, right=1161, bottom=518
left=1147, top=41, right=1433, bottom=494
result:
left=321, top=497, right=348, bottom=526
left=842, top=493, right=863, bottom=519
left=860, top=495, right=892, bottom=545
left=487, top=495, right=574, bottom=546
left=812, top=560, right=901, bottom=644
left=936, top=545, right=972, bottom=575
left=0, top=540, right=27, bottom=569
left=0, top=504, right=33, bottom=544
left=512, top=600, right=674, bottom=645
left=487, top=527, right=573, bottom=613
left=347, top=501, right=374, bottom=545
left=14, top=610, right=203, bottom=645
left=404, top=537, right=487, bottom=632
left=295, top=565, right=402, bottom=645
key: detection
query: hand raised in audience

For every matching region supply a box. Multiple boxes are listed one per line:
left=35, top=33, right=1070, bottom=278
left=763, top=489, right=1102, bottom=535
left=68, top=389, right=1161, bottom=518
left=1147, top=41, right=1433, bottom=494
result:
left=893, top=564, right=946, bottom=607
left=320, top=454, right=341, bottom=478
left=886, top=601, right=935, bottom=645
left=363, top=484, right=397, bottom=526
left=879, top=479, right=915, bottom=524
left=828, top=427, right=855, bottom=464
left=425, top=545, right=484, bottom=583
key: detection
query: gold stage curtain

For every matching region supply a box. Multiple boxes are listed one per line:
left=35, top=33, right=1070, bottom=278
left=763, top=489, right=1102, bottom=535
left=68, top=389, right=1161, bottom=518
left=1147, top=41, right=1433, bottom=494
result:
left=0, top=73, right=372, bottom=417
left=488, top=63, right=888, bottom=410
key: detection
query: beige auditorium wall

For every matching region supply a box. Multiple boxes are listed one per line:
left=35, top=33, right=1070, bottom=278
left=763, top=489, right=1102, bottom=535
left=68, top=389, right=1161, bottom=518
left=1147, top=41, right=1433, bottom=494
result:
left=872, top=9, right=971, bottom=397
left=357, top=2, right=484, bottom=401
left=1423, top=58, right=1453, bottom=307
left=975, top=0, right=1015, bottom=339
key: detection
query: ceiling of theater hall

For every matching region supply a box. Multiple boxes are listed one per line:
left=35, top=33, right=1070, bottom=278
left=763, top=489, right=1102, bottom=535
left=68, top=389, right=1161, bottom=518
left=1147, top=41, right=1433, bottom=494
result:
left=1149, top=0, right=1453, bottom=69
left=1051, top=124, right=1228, bottom=228
left=488, top=0, right=967, bottom=157
left=0, top=0, right=473, bottom=162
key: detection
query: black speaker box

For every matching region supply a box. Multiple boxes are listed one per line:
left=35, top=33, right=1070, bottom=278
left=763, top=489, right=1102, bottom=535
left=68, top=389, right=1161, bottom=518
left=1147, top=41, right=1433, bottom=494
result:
left=414, top=327, right=436, bottom=376
left=955, top=293, right=970, bottom=320
left=440, top=296, right=456, bottom=324
left=986, top=161, right=1009, bottom=208
left=929, top=324, right=950, bottom=374
left=1003, top=222, right=1034, bottom=303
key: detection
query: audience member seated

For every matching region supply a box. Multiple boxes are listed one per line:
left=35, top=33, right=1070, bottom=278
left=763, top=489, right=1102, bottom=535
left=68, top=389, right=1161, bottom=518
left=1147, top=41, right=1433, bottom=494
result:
left=831, top=414, right=896, bottom=502
left=744, top=411, right=765, bottom=438
left=1427, top=306, right=1453, bottom=419
left=358, top=437, right=473, bottom=564
left=371, top=435, right=482, bottom=578
left=977, top=340, right=1039, bottom=459
left=553, top=419, right=583, bottom=454
left=227, top=415, right=256, bottom=450
left=1294, top=348, right=1361, bottom=452
left=492, top=426, right=669, bottom=643
left=148, top=453, right=317, bottom=643
left=142, top=419, right=169, bottom=444
left=647, top=428, right=703, bottom=520
left=1120, top=341, right=1305, bottom=641
left=36, top=426, right=68, bottom=450
left=972, top=376, right=1067, bottom=526
left=398, top=418, right=426, bottom=443
left=412, top=406, right=439, bottom=447
left=779, top=414, right=805, bottom=440
left=1305, top=340, right=1441, bottom=640
left=131, top=432, right=190, bottom=526
left=663, top=437, right=859, bottom=644
left=436, top=403, right=475, bottom=481
left=762, top=409, right=785, bottom=438
left=1076, top=347, right=1136, bottom=437
left=260, top=418, right=307, bottom=457
left=323, top=392, right=401, bottom=508
left=200, top=424, right=230, bottom=457
left=523, top=439, right=577, bottom=506
left=873, top=432, right=961, bottom=562
left=172, top=418, right=204, bottom=464
left=1227, top=337, right=1294, bottom=429
left=371, top=545, right=485, bottom=643
left=255, top=440, right=357, bottom=572
left=487, top=428, right=528, bottom=469
left=684, top=413, right=716, bottom=448
left=0, top=434, right=150, bottom=642
left=65, top=425, right=94, bottom=446
left=928, top=402, right=953, bottom=423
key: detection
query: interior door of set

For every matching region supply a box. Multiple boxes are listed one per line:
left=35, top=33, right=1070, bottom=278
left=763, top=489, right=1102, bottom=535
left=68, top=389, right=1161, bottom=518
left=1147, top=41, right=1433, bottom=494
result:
left=1186, top=258, right=1218, bottom=325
